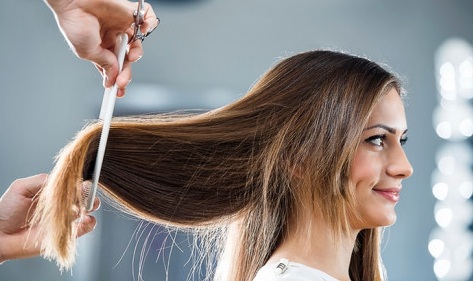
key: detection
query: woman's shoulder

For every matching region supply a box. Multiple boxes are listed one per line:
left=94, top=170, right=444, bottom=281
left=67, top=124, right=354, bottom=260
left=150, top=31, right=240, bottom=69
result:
left=253, top=259, right=339, bottom=281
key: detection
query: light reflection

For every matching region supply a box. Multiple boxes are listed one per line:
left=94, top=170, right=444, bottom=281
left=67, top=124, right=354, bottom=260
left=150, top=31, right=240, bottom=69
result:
left=433, top=102, right=473, bottom=140
left=432, top=169, right=473, bottom=204
left=435, top=121, right=451, bottom=139
left=459, top=58, right=473, bottom=97
left=439, top=74, right=456, bottom=93
left=458, top=118, right=473, bottom=137
left=437, top=156, right=455, bottom=175
left=459, top=59, right=473, bottom=78
left=434, top=207, right=452, bottom=228
left=436, top=142, right=473, bottom=167
left=432, top=182, right=448, bottom=201
left=429, top=239, right=445, bottom=258
left=458, top=182, right=473, bottom=199
left=439, top=88, right=456, bottom=101
left=432, top=37, right=473, bottom=281
left=434, top=259, right=451, bottom=279
left=439, top=62, right=455, bottom=77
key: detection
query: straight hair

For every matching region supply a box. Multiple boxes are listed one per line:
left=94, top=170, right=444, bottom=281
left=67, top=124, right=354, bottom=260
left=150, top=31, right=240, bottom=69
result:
left=31, top=50, right=401, bottom=281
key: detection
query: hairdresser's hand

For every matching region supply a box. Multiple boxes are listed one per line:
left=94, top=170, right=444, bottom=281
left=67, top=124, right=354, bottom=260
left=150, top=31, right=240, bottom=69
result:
left=45, top=0, right=159, bottom=97
left=0, top=174, right=99, bottom=263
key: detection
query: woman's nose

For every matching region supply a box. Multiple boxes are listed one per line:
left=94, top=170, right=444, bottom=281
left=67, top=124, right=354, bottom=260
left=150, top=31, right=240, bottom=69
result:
left=387, top=146, right=414, bottom=179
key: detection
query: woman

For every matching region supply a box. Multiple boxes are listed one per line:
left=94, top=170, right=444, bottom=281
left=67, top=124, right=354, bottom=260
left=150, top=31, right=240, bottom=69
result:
left=31, top=50, right=413, bottom=281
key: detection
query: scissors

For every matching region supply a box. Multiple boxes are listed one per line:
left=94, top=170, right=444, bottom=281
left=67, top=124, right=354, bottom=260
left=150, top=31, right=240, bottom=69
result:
left=85, top=0, right=149, bottom=211
left=131, top=0, right=159, bottom=43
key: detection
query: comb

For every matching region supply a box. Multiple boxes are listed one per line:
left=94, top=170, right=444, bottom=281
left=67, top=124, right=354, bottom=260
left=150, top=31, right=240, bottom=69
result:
left=84, top=33, right=129, bottom=211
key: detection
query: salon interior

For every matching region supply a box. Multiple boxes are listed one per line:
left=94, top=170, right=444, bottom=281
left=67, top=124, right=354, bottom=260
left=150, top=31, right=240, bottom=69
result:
left=0, top=0, right=472, bottom=280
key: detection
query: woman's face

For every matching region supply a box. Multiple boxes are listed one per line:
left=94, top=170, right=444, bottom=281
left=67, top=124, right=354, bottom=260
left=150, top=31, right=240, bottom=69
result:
left=350, top=88, right=413, bottom=230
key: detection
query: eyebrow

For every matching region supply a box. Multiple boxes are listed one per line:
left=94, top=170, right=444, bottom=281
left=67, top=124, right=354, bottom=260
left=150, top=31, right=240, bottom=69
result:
left=364, top=124, right=408, bottom=134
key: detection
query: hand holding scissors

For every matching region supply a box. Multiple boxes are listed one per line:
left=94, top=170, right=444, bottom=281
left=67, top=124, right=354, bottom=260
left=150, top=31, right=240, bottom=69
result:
left=45, top=0, right=159, bottom=96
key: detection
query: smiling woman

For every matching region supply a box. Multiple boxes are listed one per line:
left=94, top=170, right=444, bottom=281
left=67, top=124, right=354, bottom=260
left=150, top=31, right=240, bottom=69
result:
left=30, top=50, right=412, bottom=281
left=350, top=88, right=413, bottom=230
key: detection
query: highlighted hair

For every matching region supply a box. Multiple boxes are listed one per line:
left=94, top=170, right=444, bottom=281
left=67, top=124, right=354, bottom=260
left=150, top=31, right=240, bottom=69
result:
left=31, top=50, right=401, bottom=280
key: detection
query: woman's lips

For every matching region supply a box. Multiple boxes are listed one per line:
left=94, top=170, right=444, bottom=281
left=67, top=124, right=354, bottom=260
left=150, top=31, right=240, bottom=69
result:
left=373, top=188, right=401, bottom=203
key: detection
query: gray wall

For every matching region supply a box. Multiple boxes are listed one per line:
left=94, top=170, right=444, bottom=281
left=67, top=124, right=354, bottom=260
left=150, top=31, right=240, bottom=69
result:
left=1, top=0, right=472, bottom=280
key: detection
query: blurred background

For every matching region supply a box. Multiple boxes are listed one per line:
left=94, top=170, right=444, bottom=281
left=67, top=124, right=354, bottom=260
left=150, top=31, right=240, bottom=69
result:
left=1, top=0, right=472, bottom=280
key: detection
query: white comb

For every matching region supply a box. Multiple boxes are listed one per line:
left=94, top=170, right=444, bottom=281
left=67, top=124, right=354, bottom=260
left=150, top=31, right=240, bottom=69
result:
left=85, top=33, right=129, bottom=211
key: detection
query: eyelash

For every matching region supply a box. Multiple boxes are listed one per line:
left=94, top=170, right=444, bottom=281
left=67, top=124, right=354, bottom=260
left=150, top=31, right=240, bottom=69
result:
left=365, top=134, right=408, bottom=147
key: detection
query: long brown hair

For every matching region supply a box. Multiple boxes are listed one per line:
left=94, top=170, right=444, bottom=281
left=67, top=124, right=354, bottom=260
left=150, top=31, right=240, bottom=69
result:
left=31, top=50, right=401, bottom=280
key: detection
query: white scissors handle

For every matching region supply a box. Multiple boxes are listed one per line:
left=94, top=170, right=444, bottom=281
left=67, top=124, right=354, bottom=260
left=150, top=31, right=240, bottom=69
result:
left=86, top=33, right=128, bottom=211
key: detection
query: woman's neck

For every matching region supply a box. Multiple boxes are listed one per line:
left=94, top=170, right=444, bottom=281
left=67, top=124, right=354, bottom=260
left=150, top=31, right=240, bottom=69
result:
left=267, top=216, right=358, bottom=281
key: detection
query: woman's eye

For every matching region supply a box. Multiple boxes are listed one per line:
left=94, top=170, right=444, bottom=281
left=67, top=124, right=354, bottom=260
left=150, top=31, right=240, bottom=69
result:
left=365, top=135, right=385, bottom=147
left=400, top=136, right=408, bottom=146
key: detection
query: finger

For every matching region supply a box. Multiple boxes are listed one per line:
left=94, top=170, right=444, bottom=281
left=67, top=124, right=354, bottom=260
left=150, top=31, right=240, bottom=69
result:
left=141, top=4, right=159, bottom=35
left=0, top=229, right=42, bottom=261
left=85, top=197, right=101, bottom=213
left=87, top=47, right=119, bottom=88
left=116, top=59, right=132, bottom=92
left=117, top=88, right=126, bottom=98
left=125, top=25, right=135, bottom=42
left=10, top=174, right=48, bottom=198
left=127, top=40, right=143, bottom=63
left=77, top=215, right=97, bottom=237
left=142, top=18, right=160, bottom=40
left=94, top=63, right=105, bottom=78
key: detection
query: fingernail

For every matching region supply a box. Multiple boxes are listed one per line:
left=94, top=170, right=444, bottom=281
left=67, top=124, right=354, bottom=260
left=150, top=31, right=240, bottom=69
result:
left=94, top=198, right=101, bottom=211
left=117, top=89, right=125, bottom=98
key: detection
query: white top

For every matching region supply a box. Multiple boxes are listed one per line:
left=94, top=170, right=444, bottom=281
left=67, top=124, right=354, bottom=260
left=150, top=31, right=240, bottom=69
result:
left=253, top=259, right=340, bottom=281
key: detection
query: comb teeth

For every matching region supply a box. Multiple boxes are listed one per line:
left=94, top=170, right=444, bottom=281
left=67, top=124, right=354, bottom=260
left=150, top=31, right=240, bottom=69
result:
left=82, top=181, right=94, bottom=211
